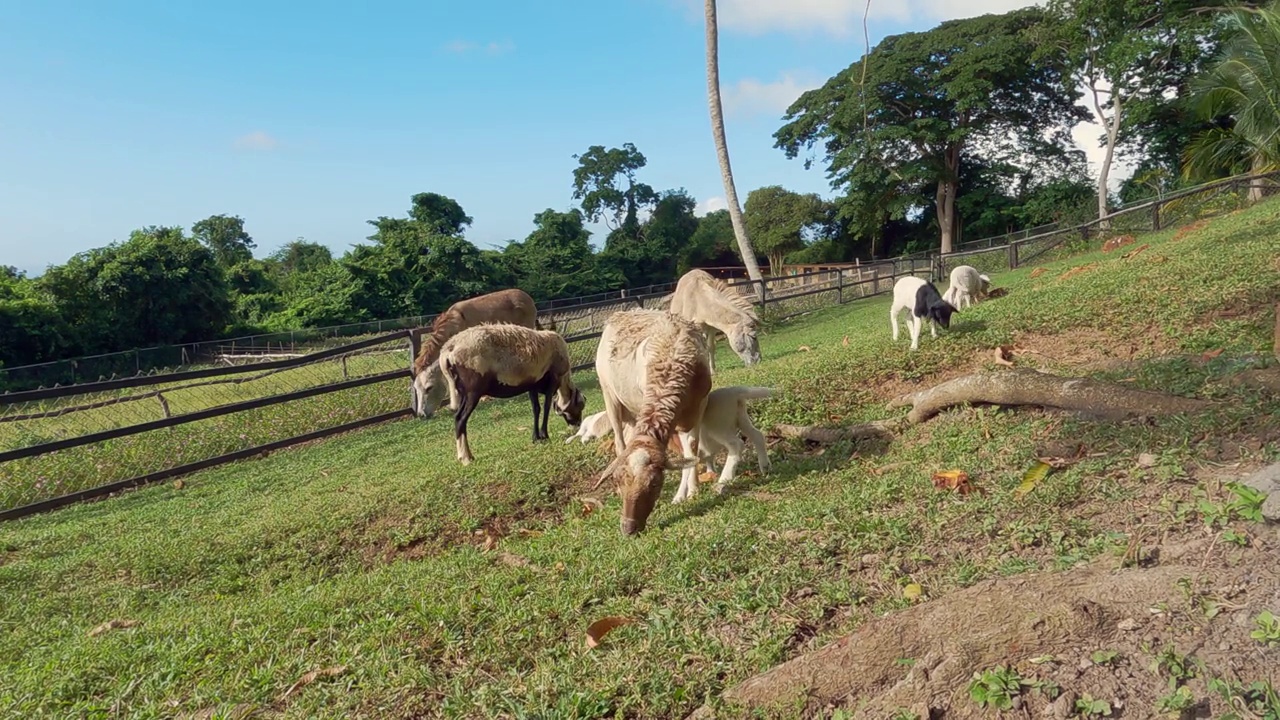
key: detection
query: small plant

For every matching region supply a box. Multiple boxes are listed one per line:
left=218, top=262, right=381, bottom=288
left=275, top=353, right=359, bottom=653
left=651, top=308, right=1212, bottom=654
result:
left=1208, top=677, right=1280, bottom=720
left=1090, top=649, right=1119, bottom=665
left=887, top=710, right=917, bottom=720
left=1075, top=694, right=1113, bottom=717
left=1157, top=685, right=1196, bottom=714
left=969, top=665, right=1027, bottom=710
left=1152, top=646, right=1198, bottom=684
left=1251, top=610, right=1280, bottom=646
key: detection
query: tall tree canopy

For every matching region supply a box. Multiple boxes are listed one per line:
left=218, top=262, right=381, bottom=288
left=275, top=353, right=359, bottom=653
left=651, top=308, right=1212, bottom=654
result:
left=191, top=214, right=256, bottom=267
left=775, top=7, right=1087, bottom=253
left=743, top=186, right=826, bottom=275
left=570, top=143, right=659, bottom=235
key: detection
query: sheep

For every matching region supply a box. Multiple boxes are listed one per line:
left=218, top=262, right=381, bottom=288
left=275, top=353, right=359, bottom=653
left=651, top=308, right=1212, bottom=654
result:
left=566, top=386, right=774, bottom=490
left=668, top=269, right=762, bottom=373
left=438, top=323, right=586, bottom=465
left=594, top=308, right=712, bottom=535
left=890, top=275, right=958, bottom=351
left=943, top=265, right=992, bottom=310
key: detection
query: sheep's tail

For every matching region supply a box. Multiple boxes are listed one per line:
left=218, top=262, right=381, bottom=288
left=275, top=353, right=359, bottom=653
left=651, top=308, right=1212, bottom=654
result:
left=442, top=356, right=462, bottom=412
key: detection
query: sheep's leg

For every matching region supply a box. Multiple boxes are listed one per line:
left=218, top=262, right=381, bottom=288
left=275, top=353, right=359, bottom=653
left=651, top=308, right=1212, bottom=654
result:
left=540, top=387, right=553, bottom=439
left=909, top=315, right=922, bottom=351
left=712, top=433, right=744, bottom=495
left=705, top=327, right=717, bottom=374
left=671, top=430, right=700, bottom=504
left=930, top=318, right=938, bottom=339
left=528, top=391, right=544, bottom=442
left=739, top=408, right=771, bottom=474
left=455, top=392, right=479, bottom=465
left=603, top=391, right=628, bottom=457
left=890, top=306, right=900, bottom=342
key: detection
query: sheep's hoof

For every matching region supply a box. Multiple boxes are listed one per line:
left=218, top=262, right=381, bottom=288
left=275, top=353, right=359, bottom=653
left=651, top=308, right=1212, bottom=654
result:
left=459, top=455, right=473, bottom=466
left=713, top=482, right=729, bottom=495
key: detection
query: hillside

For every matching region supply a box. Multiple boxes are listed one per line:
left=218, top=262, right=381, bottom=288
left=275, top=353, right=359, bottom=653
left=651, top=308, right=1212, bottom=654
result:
left=2, top=201, right=1279, bottom=719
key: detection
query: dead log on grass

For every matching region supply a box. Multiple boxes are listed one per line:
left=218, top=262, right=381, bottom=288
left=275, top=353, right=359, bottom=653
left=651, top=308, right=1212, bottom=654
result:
left=770, top=422, right=900, bottom=444
left=888, top=367, right=1211, bottom=425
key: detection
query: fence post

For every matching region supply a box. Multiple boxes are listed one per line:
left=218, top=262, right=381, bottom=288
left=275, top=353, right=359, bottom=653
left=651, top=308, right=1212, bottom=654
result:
left=1007, top=241, right=1019, bottom=270
left=407, top=330, right=421, bottom=415
left=1151, top=200, right=1162, bottom=232
left=836, top=269, right=844, bottom=304
left=757, top=279, right=768, bottom=315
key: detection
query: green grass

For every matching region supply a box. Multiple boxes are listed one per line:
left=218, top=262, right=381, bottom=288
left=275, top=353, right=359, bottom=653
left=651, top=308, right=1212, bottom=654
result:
left=2, top=201, right=1279, bottom=719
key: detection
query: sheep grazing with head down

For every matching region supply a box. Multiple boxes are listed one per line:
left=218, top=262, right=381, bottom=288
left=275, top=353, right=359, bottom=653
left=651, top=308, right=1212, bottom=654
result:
left=438, top=323, right=586, bottom=465
left=890, top=275, right=958, bottom=351
left=595, top=308, right=713, bottom=536
left=667, top=268, right=762, bottom=373
left=944, top=264, right=992, bottom=310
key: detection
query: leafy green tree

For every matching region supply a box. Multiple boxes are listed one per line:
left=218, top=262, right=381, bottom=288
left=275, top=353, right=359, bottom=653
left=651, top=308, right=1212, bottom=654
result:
left=504, top=208, right=617, bottom=299
left=270, top=239, right=333, bottom=275
left=570, top=143, right=659, bottom=237
left=192, top=214, right=256, bottom=267
left=743, top=186, right=825, bottom=275
left=268, top=262, right=365, bottom=329
left=1042, top=0, right=1228, bottom=221
left=775, top=8, right=1086, bottom=253
left=407, top=192, right=474, bottom=235
left=1184, top=2, right=1280, bottom=199
left=678, top=209, right=744, bottom=273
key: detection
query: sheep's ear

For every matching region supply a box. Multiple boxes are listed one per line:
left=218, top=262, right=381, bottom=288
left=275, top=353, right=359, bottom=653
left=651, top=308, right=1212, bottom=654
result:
left=665, top=455, right=698, bottom=471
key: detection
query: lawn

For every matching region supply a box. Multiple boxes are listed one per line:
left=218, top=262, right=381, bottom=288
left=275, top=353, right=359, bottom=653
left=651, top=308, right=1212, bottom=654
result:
left=1, top=201, right=1278, bottom=719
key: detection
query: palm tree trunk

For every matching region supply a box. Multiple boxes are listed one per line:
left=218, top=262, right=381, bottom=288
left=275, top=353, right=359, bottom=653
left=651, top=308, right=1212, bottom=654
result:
left=705, top=0, right=766, bottom=302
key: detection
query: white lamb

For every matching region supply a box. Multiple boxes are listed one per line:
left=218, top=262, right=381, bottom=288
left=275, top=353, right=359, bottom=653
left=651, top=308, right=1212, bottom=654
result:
left=943, top=265, right=991, bottom=310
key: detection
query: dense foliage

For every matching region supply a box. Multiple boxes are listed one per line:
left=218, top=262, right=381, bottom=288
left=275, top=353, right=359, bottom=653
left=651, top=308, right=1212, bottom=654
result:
left=2, top=1, right=1269, bottom=373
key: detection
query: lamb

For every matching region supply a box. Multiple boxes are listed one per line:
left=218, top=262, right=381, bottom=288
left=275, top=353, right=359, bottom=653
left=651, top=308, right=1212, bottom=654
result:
left=567, top=386, right=774, bottom=490
left=594, top=308, right=712, bottom=535
left=889, top=275, right=958, bottom=351
left=943, top=265, right=991, bottom=310
left=410, top=288, right=539, bottom=420
left=438, top=323, right=586, bottom=465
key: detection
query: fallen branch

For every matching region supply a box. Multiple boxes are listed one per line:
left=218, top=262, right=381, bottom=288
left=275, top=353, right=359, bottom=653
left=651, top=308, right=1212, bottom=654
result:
left=888, top=367, right=1212, bottom=425
left=769, top=421, right=899, bottom=444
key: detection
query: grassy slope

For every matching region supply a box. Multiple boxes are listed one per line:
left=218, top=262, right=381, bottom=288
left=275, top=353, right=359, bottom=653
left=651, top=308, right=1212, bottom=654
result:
left=2, top=203, right=1279, bottom=719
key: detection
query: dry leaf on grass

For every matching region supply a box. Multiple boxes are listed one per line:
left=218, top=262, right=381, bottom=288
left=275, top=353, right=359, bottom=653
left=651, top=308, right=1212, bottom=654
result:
left=184, top=704, right=257, bottom=720
left=798, top=345, right=812, bottom=352
left=578, top=496, right=603, bottom=516
left=1201, top=348, right=1224, bottom=361
left=88, top=619, right=139, bottom=637
left=902, top=583, right=924, bottom=601
left=497, top=552, right=531, bottom=568
left=1059, top=262, right=1099, bottom=281
left=698, top=471, right=717, bottom=483
left=1030, top=267, right=1047, bottom=278
left=931, top=469, right=975, bottom=495
left=1121, top=243, right=1150, bottom=259
left=172, top=479, right=185, bottom=490
left=585, top=616, right=633, bottom=649
left=278, top=665, right=346, bottom=702
left=842, top=335, right=849, bottom=347
left=993, top=346, right=1016, bottom=367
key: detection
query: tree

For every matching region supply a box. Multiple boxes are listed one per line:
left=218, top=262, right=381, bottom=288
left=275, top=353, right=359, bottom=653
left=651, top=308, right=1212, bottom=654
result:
left=743, top=186, right=825, bottom=275
left=1043, top=0, right=1227, bottom=222
left=408, top=192, right=473, bottom=235
left=192, top=214, right=256, bottom=267
left=706, top=0, right=766, bottom=295
left=679, top=209, right=743, bottom=274
left=775, top=8, right=1087, bottom=254
left=570, top=144, right=659, bottom=235
left=505, top=208, right=617, bottom=299
left=270, top=239, right=333, bottom=276
left=1184, top=2, right=1280, bottom=200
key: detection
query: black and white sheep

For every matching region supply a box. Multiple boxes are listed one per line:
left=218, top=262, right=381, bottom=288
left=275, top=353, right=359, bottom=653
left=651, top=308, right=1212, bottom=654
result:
left=890, top=275, right=958, bottom=351
left=438, top=323, right=586, bottom=465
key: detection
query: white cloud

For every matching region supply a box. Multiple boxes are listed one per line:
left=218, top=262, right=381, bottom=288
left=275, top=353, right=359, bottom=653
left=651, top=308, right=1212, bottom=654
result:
left=441, top=39, right=515, bottom=55
left=706, top=0, right=1042, bottom=37
left=232, top=131, right=278, bottom=151
left=723, top=73, right=820, bottom=119
left=696, top=196, right=727, bottom=216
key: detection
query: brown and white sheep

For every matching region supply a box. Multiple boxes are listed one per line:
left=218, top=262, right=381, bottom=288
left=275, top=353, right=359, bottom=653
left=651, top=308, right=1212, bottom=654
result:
left=411, top=288, right=539, bottom=419
left=438, top=323, right=586, bottom=465
left=594, top=308, right=713, bottom=535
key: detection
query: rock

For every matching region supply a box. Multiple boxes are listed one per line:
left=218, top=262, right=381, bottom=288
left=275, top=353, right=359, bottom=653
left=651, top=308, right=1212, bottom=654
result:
left=1045, top=690, right=1078, bottom=719
left=1137, top=453, right=1158, bottom=468
left=1263, top=494, right=1280, bottom=524
left=1117, top=617, right=1140, bottom=632
left=1078, top=656, right=1094, bottom=671
left=1241, top=462, right=1280, bottom=523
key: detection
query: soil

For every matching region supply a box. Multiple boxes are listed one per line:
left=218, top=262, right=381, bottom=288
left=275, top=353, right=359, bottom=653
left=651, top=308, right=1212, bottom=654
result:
left=690, top=530, right=1280, bottom=720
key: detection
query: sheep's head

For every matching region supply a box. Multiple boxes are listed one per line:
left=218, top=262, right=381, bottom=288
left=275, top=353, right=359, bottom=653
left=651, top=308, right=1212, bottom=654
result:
left=928, top=300, right=958, bottom=329
left=555, top=386, right=587, bottom=428
left=599, top=435, right=696, bottom=535
left=412, top=364, right=449, bottom=419
left=730, top=324, right=762, bottom=366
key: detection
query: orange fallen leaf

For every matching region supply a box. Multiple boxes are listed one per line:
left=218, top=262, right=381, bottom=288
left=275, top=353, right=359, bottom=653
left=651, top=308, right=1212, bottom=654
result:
left=586, top=616, right=633, bottom=648
left=842, top=335, right=850, bottom=347
left=88, top=619, right=139, bottom=637
left=1030, top=267, right=1047, bottom=278
left=1201, top=348, right=1224, bottom=361
left=579, top=496, right=603, bottom=516
left=798, top=345, right=812, bottom=352
left=698, top=471, right=717, bottom=483
left=931, top=469, right=975, bottom=495
left=1121, top=243, right=1150, bottom=259
left=993, top=346, right=1016, bottom=367
left=278, top=665, right=347, bottom=701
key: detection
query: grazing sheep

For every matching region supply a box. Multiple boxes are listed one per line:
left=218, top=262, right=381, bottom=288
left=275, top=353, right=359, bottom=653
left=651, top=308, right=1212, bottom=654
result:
left=411, top=288, right=539, bottom=419
left=568, top=386, right=774, bottom=489
left=943, top=265, right=992, bottom=310
left=668, top=269, right=762, bottom=373
left=890, top=276, right=958, bottom=351
left=438, top=323, right=586, bottom=465
left=595, top=309, right=712, bottom=535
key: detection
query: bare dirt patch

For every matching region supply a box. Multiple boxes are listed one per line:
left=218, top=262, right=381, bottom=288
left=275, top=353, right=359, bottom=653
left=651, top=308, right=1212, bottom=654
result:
left=692, top=533, right=1280, bottom=720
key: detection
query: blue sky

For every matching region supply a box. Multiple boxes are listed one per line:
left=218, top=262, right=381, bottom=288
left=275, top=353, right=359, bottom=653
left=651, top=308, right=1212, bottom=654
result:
left=3, top=0, right=1114, bottom=275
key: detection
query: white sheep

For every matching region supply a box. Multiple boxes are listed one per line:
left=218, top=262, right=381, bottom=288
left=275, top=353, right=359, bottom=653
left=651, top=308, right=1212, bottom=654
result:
left=438, top=323, right=586, bottom=465
left=943, top=265, right=991, bottom=310
left=890, top=275, right=958, bottom=351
